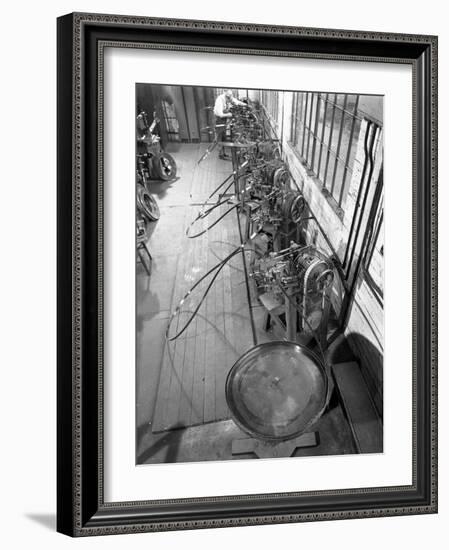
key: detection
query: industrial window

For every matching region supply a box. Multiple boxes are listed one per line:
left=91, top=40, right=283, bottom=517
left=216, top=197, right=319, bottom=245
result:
left=261, top=90, right=280, bottom=126
left=291, top=93, right=362, bottom=211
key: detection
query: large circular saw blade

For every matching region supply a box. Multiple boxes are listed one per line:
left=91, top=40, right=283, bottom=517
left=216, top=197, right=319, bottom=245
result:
left=226, top=341, right=328, bottom=441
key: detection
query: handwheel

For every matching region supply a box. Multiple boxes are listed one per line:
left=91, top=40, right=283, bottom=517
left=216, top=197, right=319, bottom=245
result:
left=282, top=191, right=305, bottom=223
left=153, top=152, right=177, bottom=181
left=264, top=160, right=284, bottom=185
left=290, top=194, right=306, bottom=223
left=271, top=144, right=282, bottom=160
left=273, top=167, right=290, bottom=188
left=137, top=184, right=160, bottom=221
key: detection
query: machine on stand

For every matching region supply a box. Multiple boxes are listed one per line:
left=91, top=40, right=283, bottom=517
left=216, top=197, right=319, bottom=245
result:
left=136, top=110, right=177, bottom=181
left=136, top=110, right=174, bottom=277
left=174, top=105, right=341, bottom=459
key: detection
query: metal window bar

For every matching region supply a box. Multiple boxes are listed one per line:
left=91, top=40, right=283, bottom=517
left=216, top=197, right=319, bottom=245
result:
left=338, top=95, right=360, bottom=205
left=301, top=93, right=309, bottom=157
left=365, top=207, right=383, bottom=269
left=343, top=122, right=380, bottom=278
left=259, top=100, right=280, bottom=141
left=298, top=93, right=307, bottom=151
left=310, top=135, right=359, bottom=168
left=363, top=201, right=384, bottom=302
left=316, top=93, right=329, bottom=176
left=295, top=99, right=348, bottom=163
left=291, top=92, right=298, bottom=143
left=329, top=94, right=348, bottom=196
left=280, top=92, right=285, bottom=154
left=307, top=93, right=315, bottom=160
left=292, top=92, right=373, bottom=210
left=319, top=93, right=366, bottom=122
left=305, top=93, right=315, bottom=163
left=323, top=95, right=337, bottom=187
left=310, top=93, right=321, bottom=170
left=274, top=92, right=279, bottom=123
left=295, top=93, right=303, bottom=148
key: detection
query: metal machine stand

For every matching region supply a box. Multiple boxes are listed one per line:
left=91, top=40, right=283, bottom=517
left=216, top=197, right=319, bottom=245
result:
left=137, top=236, right=152, bottom=276
left=219, top=140, right=256, bottom=203
left=217, top=143, right=331, bottom=459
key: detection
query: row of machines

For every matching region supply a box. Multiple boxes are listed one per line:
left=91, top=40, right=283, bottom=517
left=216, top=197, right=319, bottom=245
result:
left=236, top=136, right=335, bottom=349
left=179, top=100, right=337, bottom=350
left=135, top=110, right=178, bottom=276
left=167, top=101, right=339, bottom=449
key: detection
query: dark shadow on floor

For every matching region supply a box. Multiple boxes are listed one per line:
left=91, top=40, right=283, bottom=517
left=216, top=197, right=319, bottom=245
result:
left=25, top=513, right=56, bottom=531
left=137, top=422, right=184, bottom=464
left=147, top=177, right=180, bottom=200
left=331, top=330, right=383, bottom=418
left=344, top=332, right=383, bottom=370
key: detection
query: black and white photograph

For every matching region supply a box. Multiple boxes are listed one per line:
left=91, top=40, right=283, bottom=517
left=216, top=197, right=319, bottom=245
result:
left=135, top=84, right=384, bottom=465
left=1, top=0, right=442, bottom=543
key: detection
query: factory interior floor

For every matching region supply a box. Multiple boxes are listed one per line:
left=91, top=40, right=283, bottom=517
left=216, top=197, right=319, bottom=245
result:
left=136, top=142, right=361, bottom=465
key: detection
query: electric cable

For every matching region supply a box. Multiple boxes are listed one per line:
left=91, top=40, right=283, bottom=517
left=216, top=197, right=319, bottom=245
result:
left=166, top=224, right=264, bottom=342
left=171, top=107, right=332, bottom=351
left=186, top=161, right=253, bottom=238
left=186, top=202, right=239, bottom=239
left=166, top=245, right=244, bottom=341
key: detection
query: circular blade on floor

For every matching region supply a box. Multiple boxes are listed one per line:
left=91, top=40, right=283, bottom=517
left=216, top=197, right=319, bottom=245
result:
left=226, top=341, right=328, bottom=441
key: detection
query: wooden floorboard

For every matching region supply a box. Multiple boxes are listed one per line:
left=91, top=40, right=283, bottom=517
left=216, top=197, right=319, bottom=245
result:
left=203, top=236, right=217, bottom=424
left=190, top=235, right=208, bottom=426
left=152, top=151, right=259, bottom=433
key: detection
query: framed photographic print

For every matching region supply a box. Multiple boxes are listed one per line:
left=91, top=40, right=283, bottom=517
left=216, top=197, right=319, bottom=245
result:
left=57, top=12, right=438, bottom=536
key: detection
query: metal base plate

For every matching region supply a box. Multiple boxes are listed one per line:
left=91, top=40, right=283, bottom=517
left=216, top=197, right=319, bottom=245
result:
left=231, top=431, right=318, bottom=458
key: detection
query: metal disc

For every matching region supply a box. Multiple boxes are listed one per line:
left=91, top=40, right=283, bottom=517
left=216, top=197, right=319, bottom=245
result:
left=226, top=341, right=328, bottom=441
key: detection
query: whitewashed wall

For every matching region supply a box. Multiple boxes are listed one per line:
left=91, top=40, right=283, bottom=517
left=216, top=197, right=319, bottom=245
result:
left=261, top=91, right=384, bottom=415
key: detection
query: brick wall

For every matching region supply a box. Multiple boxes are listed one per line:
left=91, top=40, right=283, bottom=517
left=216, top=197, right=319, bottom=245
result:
left=261, top=91, right=384, bottom=417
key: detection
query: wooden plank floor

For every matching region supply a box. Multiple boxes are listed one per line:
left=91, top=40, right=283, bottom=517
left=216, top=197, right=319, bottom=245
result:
left=151, top=146, right=258, bottom=433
